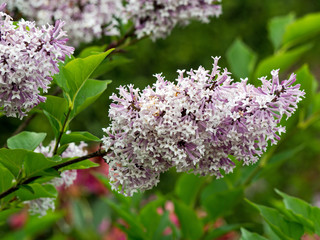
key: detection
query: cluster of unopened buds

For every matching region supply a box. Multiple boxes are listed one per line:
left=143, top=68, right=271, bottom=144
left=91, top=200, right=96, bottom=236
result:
left=0, top=3, right=73, bottom=118
left=102, top=57, right=304, bottom=196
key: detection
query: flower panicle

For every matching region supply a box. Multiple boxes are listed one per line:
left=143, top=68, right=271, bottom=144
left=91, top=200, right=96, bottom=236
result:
left=102, top=57, right=304, bottom=196
left=0, top=5, right=74, bottom=118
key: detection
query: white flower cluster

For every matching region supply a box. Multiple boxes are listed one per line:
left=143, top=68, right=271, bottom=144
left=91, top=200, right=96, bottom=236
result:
left=102, top=57, right=304, bottom=196
left=25, top=140, right=87, bottom=216
left=3, top=0, right=222, bottom=44
left=0, top=3, right=74, bottom=118
left=4, top=0, right=124, bottom=46
left=124, top=0, right=222, bottom=40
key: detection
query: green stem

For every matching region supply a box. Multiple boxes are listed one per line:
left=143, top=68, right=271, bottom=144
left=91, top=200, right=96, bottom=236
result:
left=0, top=149, right=108, bottom=202
left=53, top=108, right=72, bottom=155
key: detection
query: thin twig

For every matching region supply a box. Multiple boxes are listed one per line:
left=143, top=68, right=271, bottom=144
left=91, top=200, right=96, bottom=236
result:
left=0, top=149, right=108, bottom=201
left=53, top=108, right=72, bottom=155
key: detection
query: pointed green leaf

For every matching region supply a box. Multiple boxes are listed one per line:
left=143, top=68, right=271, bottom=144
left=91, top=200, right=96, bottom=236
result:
left=254, top=44, right=312, bottom=79
left=59, top=159, right=99, bottom=171
left=0, top=149, right=26, bottom=178
left=16, top=183, right=57, bottom=201
left=247, top=199, right=304, bottom=240
left=24, top=151, right=59, bottom=178
left=226, top=38, right=257, bottom=79
left=282, top=13, right=320, bottom=48
left=63, top=50, right=113, bottom=102
left=7, top=131, right=46, bottom=151
left=78, top=45, right=108, bottom=58
left=295, top=65, right=317, bottom=108
left=60, top=131, right=100, bottom=146
left=70, top=79, right=111, bottom=119
left=0, top=164, right=16, bottom=194
left=275, top=189, right=314, bottom=232
left=39, top=96, right=68, bottom=137
left=311, top=207, right=320, bottom=235
left=268, top=13, right=295, bottom=51
left=276, top=189, right=312, bottom=221
left=240, top=228, right=268, bottom=240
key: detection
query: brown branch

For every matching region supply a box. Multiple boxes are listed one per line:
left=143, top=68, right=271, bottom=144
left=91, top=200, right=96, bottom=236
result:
left=0, top=149, right=108, bottom=201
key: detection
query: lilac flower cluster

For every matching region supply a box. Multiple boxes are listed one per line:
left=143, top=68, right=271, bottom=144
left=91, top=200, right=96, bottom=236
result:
left=3, top=0, right=222, bottom=44
left=0, top=3, right=74, bottom=118
left=26, top=140, right=88, bottom=216
left=102, top=57, right=304, bottom=196
left=124, top=0, right=222, bottom=40
left=4, top=0, right=123, bottom=46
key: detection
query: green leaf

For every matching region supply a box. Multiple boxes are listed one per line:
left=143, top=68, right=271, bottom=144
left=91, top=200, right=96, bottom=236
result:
left=204, top=224, right=243, bottom=240
left=311, top=207, right=320, bottom=235
left=240, top=228, right=268, bottom=240
left=275, top=189, right=314, bottom=232
left=24, top=151, right=59, bottom=178
left=70, top=79, right=111, bottom=119
left=226, top=38, right=257, bottom=79
left=174, top=200, right=203, bottom=240
left=268, top=13, right=295, bottom=51
left=254, top=43, right=312, bottom=79
left=58, top=50, right=113, bottom=105
left=78, top=45, right=108, bottom=58
left=60, top=131, right=100, bottom=146
left=282, top=12, right=320, bottom=48
left=0, top=164, right=16, bottom=194
left=59, top=159, right=99, bottom=171
left=7, top=131, right=46, bottom=151
left=295, top=65, right=317, bottom=108
left=38, top=96, right=68, bottom=137
left=247, top=199, right=304, bottom=240
left=0, top=149, right=58, bottom=180
left=0, top=148, right=26, bottom=178
left=202, top=188, right=243, bottom=221
left=103, top=198, right=146, bottom=239
left=16, top=183, right=57, bottom=201
left=175, top=173, right=205, bottom=206
left=276, top=189, right=312, bottom=220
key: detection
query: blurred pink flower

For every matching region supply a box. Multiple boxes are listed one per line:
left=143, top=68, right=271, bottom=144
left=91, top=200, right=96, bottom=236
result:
left=8, top=210, right=28, bottom=230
